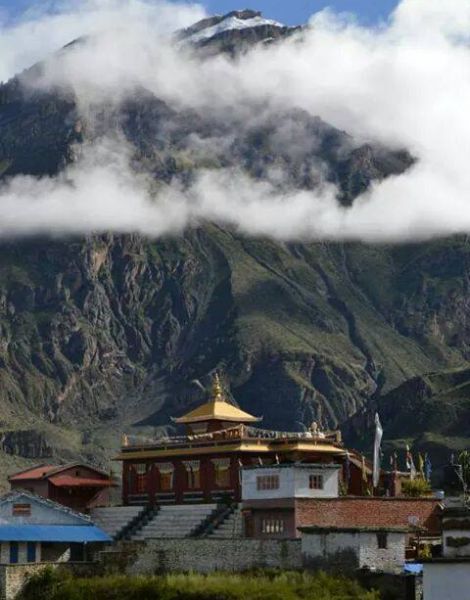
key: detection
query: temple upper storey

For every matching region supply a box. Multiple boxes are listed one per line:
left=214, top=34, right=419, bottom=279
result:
left=172, top=375, right=262, bottom=434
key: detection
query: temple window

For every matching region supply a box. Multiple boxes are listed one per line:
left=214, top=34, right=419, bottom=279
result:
left=183, top=461, right=201, bottom=489
left=157, top=463, right=175, bottom=491
left=309, top=474, right=324, bottom=490
left=133, top=464, right=147, bottom=494
left=256, top=475, right=279, bottom=491
left=261, top=519, right=284, bottom=534
left=212, top=458, right=231, bottom=488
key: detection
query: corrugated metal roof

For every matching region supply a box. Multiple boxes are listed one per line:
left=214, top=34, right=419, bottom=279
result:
left=0, top=525, right=111, bottom=542
left=404, top=563, right=423, bottom=574
left=9, top=462, right=112, bottom=482
left=0, top=491, right=91, bottom=524
left=9, top=465, right=58, bottom=481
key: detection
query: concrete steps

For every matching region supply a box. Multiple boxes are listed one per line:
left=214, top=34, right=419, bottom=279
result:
left=132, top=504, right=218, bottom=540
left=208, top=506, right=243, bottom=538
left=91, top=506, right=144, bottom=539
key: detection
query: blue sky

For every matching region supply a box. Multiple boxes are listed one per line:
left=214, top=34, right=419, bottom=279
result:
left=203, top=1, right=400, bottom=26
left=0, top=0, right=400, bottom=27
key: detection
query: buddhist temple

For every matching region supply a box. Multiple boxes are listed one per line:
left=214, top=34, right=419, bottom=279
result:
left=116, top=375, right=370, bottom=506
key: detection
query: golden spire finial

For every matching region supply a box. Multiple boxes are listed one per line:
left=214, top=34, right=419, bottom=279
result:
left=211, top=373, right=225, bottom=402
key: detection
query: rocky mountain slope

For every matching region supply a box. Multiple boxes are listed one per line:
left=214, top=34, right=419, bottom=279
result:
left=0, top=10, right=468, bottom=483
left=343, top=365, right=470, bottom=480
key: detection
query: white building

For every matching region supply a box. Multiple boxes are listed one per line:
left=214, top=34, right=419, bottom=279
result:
left=423, top=505, right=470, bottom=600
left=299, top=525, right=407, bottom=574
left=241, top=463, right=340, bottom=538
left=241, top=463, right=340, bottom=501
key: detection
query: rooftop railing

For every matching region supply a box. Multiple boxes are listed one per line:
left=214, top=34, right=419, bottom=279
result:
left=121, top=424, right=342, bottom=450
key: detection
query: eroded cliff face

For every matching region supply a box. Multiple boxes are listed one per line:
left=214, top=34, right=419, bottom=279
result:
left=0, top=229, right=469, bottom=471
left=0, top=17, right=468, bottom=475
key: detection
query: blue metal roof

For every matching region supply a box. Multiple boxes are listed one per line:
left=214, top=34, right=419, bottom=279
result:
left=404, top=563, right=423, bottom=574
left=0, top=525, right=111, bottom=543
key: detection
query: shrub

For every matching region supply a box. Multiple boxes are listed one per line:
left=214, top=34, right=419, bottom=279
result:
left=18, top=570, right=380, bottom=600
left=402, top=478, right=432, bottom=497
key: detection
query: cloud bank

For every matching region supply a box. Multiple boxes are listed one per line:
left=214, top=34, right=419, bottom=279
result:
left=1, top=0, right=470, bottom=241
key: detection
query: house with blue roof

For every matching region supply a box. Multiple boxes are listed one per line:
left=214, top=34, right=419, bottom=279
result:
left=0, top=490, right=111, bottom=565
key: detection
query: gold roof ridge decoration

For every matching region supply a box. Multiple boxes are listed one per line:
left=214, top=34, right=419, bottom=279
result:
left=173, top=373, right=262, bottom=425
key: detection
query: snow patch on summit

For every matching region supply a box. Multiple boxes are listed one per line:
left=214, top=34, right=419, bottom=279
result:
left=186, top=15, right=285, bottom=44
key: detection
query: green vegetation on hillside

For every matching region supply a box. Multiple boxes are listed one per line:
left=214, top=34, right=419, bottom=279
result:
left=19, top=569, right=379, bottom=600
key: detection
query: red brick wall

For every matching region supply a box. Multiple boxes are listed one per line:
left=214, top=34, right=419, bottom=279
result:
left=295, top=497, right=442, bottom=535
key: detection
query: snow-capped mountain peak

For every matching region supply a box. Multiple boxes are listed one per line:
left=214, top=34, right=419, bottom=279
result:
left=178, top=9, right=290, bottom=46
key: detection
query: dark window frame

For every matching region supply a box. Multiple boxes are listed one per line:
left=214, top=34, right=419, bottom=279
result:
left=256, top=475, right=280, bottom=491
left=26, top=542, right=36, bottom=563
left=377, top=532, right=388, bottom=549
left=9, top=542, right=18, bottom=564
left=309, top=474, right=324, bottom=490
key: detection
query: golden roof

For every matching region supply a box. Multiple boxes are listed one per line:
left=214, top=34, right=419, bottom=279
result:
left=173, top=375, right=261, bottom=425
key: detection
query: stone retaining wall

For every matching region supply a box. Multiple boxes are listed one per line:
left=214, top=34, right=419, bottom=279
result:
left=101, top=538, right=302, bottom=575
left=0, top=562, right=95, bottom=600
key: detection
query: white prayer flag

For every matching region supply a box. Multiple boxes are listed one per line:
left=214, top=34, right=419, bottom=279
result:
left=373, top=412, right=383, bottom=488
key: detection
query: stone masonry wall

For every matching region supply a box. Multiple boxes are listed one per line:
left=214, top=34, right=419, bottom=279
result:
left=358, top=532, right=406, bottom=573
left=0, top=563, right=95, bottom=600
left=301, top=531, right=360, bottom=572
left=105, top=539, right=302, bottom=575
left=0, top=563, right=56, bottom=600
left=301, top=531, right=406, bottom=574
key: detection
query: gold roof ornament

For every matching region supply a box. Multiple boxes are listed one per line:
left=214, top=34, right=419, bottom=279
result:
left=309, top=421, right=325, bottom=439
left=211, top=373, right=225, bottom=402
left=173, top=373, right=262, bottom=425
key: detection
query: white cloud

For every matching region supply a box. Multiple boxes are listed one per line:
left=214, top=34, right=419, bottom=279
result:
left=0, top=0, right=205, bottom=84
left=1, top=0, right=470, bottom=241
left=0, top=137, right=189, bottom=237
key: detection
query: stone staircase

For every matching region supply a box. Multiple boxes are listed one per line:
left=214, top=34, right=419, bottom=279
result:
left=131, top=504, right=218, bottom=540
left=90, top=506, right=145, bottom=539
left=207, top=505, right=243, bottom=538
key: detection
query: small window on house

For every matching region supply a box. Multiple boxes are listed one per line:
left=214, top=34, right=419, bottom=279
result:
left=261, top=519, right=284, bottom=534
left=12, top=503, right=31, bottom=517
left=75, top=470, right=80, bottom=476
left=256, top=475, right=280, bottom=491
left=309, top=474, right=324, bottom=490
left=377, top=532, right=388, bottom=549
left=70, top=543, right=85, bottom=562
left=9, top=542, right=18, bottom=564
left=26, top=542, right=36, bottom=563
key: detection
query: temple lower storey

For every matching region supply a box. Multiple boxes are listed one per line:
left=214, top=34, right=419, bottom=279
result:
left=115, top=376, right=375, bottom=506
